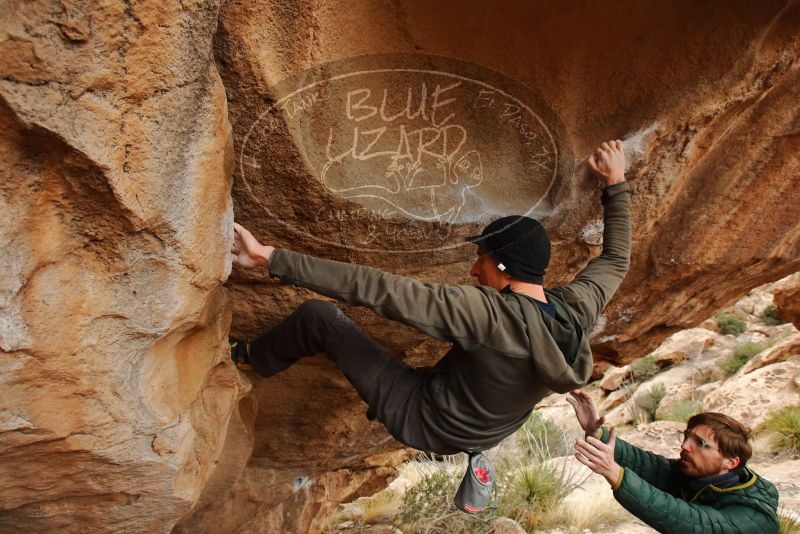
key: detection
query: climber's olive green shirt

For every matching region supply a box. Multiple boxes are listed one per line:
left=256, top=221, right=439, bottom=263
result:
left=268, top=182, right=631, bottom=452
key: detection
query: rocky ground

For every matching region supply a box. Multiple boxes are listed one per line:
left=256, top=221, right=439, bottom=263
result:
left=322, top=273, right=800, bottom=533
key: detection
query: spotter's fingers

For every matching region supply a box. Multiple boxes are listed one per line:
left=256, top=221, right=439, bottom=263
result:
left=575, top=439, right=604, bottom=457
left=574, top=452, right=597, bottom=471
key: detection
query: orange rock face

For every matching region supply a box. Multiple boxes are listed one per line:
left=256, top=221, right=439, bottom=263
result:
left=3, top=1, right=800, bottom=532
left=773, top=273, right=800, bottom=329
left=0, top=0, right=247, bottom=531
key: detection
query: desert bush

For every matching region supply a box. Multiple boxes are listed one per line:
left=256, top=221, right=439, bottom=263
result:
left=518, top=412, right=569, bottom=461
left=661, top=400, right=701, bottom=423
left=398, top=462, right=460, bottom=525
left=630, top=354, right=660, bottom=382
left=764, top=406, right=800, bottom=455
left=761, top=304, right=788, bottom=326
left=714, top=312, right=746, bottom=336
left=718, top=341, right=768, bottom=376
left=718, top=354, right=747, bottom=376
left=633, top=383, right=667, bottom=424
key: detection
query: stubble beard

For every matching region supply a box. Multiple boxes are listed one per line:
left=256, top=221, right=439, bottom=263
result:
left=680, top=454, right=725, bottom=478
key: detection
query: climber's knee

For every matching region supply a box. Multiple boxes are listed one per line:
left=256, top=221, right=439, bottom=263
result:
left=296, top=299, right=343, bottom=324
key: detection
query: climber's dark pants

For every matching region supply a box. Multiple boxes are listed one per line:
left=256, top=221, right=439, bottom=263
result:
left=248, top=299, right=458, bottom=454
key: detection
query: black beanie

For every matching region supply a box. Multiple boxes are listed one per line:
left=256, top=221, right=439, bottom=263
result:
left=465, top=215, right=551, bottom=284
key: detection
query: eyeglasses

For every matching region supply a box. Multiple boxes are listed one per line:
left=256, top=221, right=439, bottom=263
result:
left=681, top=430, right=719, bottom=452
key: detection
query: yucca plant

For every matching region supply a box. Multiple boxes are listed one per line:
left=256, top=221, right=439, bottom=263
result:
left=506, top=463, right=560, bottom=505
left=764, top=406, right=800, bottom=455
left=501, top=463, right=564, bottom=531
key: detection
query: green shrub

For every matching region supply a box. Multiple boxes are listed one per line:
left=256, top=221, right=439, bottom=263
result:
left=736, top=341, right=769, bottom=358
left=630, top=355, right=660, bottom=382
left=764, top=406, right=800, bottom=455
left=633, top=383, right=667, bottom=424
left=714, top=312, right=746, bottom=336
left=519, top=412, right=569, bottom=461
left=761, top=304, right=788, bottom=326
left=718, top=354, right=747, bottom=376
left=718, top=341, right=768, bottom=376
left=661, top=400, right=701, bottom=423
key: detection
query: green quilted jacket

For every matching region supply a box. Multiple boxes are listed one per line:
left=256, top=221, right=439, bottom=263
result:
left=601, top=430, right=779, bottom=534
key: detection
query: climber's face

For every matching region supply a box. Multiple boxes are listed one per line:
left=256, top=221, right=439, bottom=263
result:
left=470, top=249, right=511, bottom=291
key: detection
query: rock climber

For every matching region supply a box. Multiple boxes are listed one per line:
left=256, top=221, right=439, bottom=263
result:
left=229, top=140, right=631, bottom=512
left=567, top=390, right=779, bottom=533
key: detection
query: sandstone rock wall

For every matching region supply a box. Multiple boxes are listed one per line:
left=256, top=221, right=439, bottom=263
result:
left=2, top=1, right=800, bottom=532
left=0, top=1, right=246, bottom=531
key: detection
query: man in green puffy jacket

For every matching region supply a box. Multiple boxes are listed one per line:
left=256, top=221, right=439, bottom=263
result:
left=568, top=390, right=780, bottom=534
left=230, top=140, right=631, bottom=456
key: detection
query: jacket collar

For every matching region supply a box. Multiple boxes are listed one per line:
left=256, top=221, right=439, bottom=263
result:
left=688, top=468, right=758, bottom=502
left=687, top=469, right=742, bottom=493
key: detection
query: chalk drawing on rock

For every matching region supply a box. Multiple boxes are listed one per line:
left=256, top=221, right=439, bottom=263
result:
left=240, top=54, right=573, bottom=253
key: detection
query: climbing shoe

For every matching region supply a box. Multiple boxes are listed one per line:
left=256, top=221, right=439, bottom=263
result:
left=230, top=339, right=253, bottom=371
left=454, top=451, right=495, bottom=513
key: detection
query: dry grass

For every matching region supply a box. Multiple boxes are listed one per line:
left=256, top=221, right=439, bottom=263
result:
left=535, top=490, right=625, bottom=532
left=319, top=485, right=403, bottom=531
left=360, top=489, right=403, bottom=524
left=779, top=506, right=800, bottom=534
